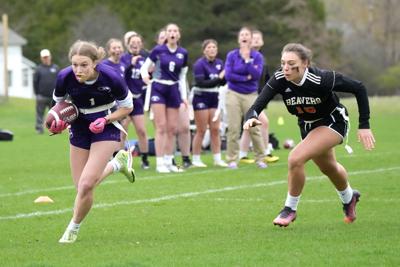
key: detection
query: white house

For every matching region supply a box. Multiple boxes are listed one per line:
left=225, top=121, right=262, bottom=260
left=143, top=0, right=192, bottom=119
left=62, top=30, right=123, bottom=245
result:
left=0, top=22, right=36, bottom=99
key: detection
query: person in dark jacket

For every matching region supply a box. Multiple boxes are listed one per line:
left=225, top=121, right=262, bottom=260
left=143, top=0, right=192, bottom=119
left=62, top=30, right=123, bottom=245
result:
left=33, top=49, right=59, bottom=134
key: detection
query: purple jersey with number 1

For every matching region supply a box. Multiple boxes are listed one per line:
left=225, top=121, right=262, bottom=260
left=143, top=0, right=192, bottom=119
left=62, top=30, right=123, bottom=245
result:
left=54, top=64, right=130, bottom=149
left=148, top=44, right=188, bottom=108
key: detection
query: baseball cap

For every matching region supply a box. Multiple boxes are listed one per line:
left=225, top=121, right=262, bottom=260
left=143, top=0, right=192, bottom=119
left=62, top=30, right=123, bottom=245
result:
left=40, top=49, right=51, bottom=57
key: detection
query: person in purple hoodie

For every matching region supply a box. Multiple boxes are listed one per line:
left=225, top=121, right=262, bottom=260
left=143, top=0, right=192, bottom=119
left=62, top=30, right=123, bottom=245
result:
left=51, top=41, right=134, bottom=243
left=140, top=23, right=189, bottom=173
left=239, top=30, right=279, bottom=165
left=224, top=26, right=267, bottom=169
left=191, top=39, right=227, bottom=168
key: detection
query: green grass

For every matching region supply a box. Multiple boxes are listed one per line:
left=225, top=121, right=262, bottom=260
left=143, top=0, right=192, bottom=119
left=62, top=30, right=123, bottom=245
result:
left=0, top=96, right=399, bottom=266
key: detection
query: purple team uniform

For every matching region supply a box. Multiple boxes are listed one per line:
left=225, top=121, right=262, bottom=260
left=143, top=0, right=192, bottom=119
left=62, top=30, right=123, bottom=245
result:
left=192, top=57, right=224, bottom=110
left=148, top=44, right=188, bottom=108
left=224, top=49, right=264, bottom=94
left=54, top=64, right=131, bottom=149
left=100, top=58, right=126, bottom=78
left=123, top=53, right=147, bottom=116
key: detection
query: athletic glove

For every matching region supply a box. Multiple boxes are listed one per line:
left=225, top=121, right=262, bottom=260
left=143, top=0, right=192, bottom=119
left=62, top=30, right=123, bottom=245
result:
left=89, top=117, right=107, bottom=134
left=49, top=120, right=68, bottom=134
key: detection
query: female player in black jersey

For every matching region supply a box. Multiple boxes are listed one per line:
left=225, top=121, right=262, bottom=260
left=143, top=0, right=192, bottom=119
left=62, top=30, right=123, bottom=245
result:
left=244, top=43, right=375, bottom=227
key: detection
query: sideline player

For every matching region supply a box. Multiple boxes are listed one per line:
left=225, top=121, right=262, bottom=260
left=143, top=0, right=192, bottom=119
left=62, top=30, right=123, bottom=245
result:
left=140, top=23, right=189, bottom=173
left=191, top=39, right=227, bottom=167
left=122, top=33, right=150, bottom=169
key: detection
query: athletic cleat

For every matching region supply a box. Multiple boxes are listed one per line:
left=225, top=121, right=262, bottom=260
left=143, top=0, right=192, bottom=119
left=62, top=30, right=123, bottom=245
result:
left=156, top=164, right=170, bottom=173
left=256, top=161, right=268, bottom=169
left=239, top=157, right=255, bottom=164
left=59, top=229, right=78, bottom=244
left=182, top=160, right=192, bottom=169
left=214, top=160, right=228, bottom=167
left=114, top=150, right=135, bottom=183
left=264, top=154, right=279, bottom=163
left=273, top=206, right=297, bottom=227
left=141, top=159, right=150, bottom=170
left=343, top=190, right=361, bottom=223
left=166, top=164, right=184, bottom=173
left=192, top=161, right=208, bottom=168
left=227, top=162, right=238, bottom=169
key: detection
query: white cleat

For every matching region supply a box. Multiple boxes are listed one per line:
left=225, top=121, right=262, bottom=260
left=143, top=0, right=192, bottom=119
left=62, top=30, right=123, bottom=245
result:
left=59, top=229, right=78, bottom=244
left=192, top=161, right=207, bottom=168
left=214, top=160, right=228, bottom=167
left=166, top=164, right=184, bottom=173
left=156, top=165, right=171, bottom=173
left=114, top=150, right=135, bottom=183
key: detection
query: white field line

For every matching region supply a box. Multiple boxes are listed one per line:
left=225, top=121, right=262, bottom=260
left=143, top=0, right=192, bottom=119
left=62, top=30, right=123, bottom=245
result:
left=190, top=198, right=400, bottom=203
left=0, top=166, right=398, bottom=221
left=0, top=150, right=397, bottom=199
left=0, top=168, right=238, bottom=198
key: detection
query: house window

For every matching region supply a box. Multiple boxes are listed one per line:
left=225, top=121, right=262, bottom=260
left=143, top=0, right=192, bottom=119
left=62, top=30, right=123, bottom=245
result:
left=22, top=68, right=29, bottom=86
left=8, top=70, right=12, bottom=87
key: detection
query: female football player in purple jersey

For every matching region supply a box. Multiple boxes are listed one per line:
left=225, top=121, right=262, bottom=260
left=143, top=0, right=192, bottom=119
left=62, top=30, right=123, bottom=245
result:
left=191, top=39, right=227, bottom=167
left=239, top=30, right=279, bottom=165
left=224, top=26, right=267, bottom=169
left=101, top=38, right=125, bottom=77
left=122, top=33, right=150, bottom=169
left=50, top=41, right=134, bottom=243
left=140, top=23, right=190, bottom=173
left=154, top=27, right=192, bottom=169
left=244, top=43, right=375, bottom=227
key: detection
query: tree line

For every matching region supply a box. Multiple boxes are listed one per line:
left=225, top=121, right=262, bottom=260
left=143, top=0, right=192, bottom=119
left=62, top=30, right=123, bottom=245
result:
left=1, top=0, right=399, bottom=95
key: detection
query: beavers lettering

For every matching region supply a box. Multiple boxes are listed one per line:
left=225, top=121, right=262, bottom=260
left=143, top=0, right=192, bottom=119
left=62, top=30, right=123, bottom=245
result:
left=285, top=97, right=321, bottom=106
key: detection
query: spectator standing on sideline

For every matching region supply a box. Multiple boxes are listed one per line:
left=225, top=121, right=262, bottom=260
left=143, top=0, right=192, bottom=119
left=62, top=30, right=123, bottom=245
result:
left=140, top=23, right=189, bottom=173
left=191, top=39, right=227, bottom=167
left=33, top=49, right=59, bottom=134
left=239, top=30, right=279, bottom=164
left=224, top=26, right=267, bottom=169
left=123, top=33, right=151, bottom=169
left=244, top=43, right=375, bottom=227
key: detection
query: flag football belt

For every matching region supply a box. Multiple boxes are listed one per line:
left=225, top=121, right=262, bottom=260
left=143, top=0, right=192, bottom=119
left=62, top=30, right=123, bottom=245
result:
left=144, top=79, right=178, bottom=111
left=78, top=102, right=116, bottom=114
left=191, top=86, right=220, bottom=94
left=132, top=93, right=142, bottom=99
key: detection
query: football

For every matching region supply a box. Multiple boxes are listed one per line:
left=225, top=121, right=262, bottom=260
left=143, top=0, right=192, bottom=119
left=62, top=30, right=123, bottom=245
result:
left=283, top=139, right=295, bottom=149
left=45, top=101, right=79, bottom=129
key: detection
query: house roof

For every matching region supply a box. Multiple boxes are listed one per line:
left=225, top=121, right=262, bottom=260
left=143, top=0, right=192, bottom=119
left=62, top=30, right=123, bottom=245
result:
left=23, top=56, right=36, bottom=68
left=0, top=22, right=27, bottom=46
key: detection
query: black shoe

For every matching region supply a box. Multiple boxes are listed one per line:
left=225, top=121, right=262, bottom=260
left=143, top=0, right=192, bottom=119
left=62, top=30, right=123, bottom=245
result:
left=141, top=159, right=150, bottom=170
left=182, top=160, right=192, bottom=169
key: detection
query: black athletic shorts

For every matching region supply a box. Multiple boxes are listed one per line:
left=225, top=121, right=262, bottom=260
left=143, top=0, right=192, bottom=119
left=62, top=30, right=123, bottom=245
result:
left=298, top=105, right=349, bottom=142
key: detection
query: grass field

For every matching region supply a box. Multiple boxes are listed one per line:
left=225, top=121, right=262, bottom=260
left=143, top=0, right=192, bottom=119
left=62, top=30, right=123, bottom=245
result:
left=0, top=96, right=399, bottom=266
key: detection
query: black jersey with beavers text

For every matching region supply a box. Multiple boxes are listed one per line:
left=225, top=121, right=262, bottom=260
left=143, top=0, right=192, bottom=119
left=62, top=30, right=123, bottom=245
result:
left=246, top=66, right=371, bottom=129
